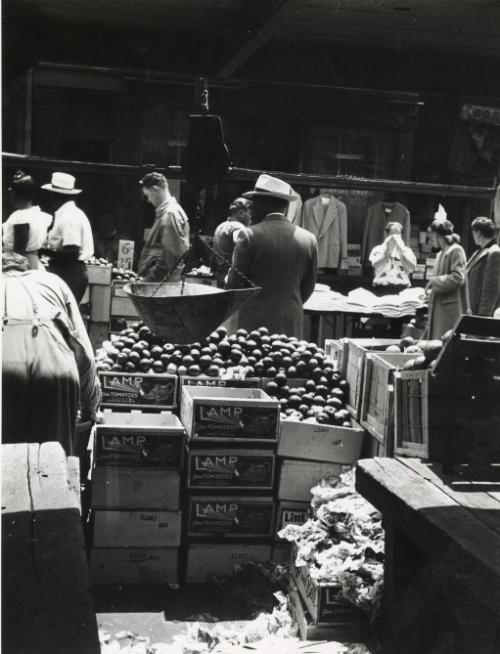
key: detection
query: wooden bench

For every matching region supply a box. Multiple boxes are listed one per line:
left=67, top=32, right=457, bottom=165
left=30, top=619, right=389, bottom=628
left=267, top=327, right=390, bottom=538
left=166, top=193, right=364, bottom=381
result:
left=356, top=457, right=500, bottom=654
left=2, top=442, right=99, bottom=654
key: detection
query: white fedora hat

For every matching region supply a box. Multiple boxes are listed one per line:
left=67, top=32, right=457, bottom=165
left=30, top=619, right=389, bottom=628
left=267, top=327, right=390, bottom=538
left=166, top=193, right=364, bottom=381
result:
left=42, top=172, right=82, bottom=195
left=242, top=174, right=297, bottom=202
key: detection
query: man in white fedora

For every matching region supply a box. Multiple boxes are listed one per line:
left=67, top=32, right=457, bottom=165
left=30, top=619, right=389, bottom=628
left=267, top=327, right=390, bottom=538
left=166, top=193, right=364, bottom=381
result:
left=226, top=174, right=318, bottom=338
left=41, top=172, right=94, bottom=303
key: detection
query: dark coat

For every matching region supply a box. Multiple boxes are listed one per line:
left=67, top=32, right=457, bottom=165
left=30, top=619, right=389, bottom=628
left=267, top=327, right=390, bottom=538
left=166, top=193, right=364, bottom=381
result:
left=226, top=213, right=318, bottom=338
left=466, top=241, right=500, bottom=316
left=426, top=243, right=469, bottom=339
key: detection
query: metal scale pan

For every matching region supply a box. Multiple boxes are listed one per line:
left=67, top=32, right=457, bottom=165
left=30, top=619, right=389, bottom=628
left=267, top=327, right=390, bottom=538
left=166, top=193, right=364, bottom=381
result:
left=124, top=281, right=260, bottom=344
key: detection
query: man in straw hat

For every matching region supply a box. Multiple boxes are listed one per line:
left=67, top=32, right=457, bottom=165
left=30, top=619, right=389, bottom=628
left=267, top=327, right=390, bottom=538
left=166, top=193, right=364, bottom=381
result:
left=41, top=172, right=94, bottom=303
left=226, top=174, right=318, bottom=338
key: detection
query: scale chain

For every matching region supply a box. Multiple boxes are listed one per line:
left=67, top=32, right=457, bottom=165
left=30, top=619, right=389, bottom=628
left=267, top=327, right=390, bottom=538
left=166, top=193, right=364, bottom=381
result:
left=149, top=231, right=258, bottom=296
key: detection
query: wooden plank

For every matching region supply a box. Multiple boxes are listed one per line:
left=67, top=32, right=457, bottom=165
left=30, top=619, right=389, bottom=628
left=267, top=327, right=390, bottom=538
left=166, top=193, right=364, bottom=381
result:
left=28, top=442, right=99, bottom=654
left=356, top=457, right=500, bottom=616
left=2, top=444, right=53, bottom=653
left=398, top=457, right=500, bottom=536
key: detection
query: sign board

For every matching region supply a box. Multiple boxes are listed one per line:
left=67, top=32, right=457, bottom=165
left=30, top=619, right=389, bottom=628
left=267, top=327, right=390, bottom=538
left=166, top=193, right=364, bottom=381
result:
left=117, top=239, right=135, bottom=270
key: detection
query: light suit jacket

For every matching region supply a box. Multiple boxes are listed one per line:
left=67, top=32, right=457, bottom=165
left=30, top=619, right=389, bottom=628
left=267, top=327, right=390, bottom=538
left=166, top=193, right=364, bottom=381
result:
left=226, top=213, right=318, bottom=338
left=300, top=196, right=347, bottom=268
left=466, top=241, right=500, bottom=315
left=426, top=243, right=469, bottom=339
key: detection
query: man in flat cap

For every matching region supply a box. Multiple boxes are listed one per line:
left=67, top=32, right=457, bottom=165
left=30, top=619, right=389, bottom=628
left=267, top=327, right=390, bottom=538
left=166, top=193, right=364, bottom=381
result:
left=138, top=172, right=190, bottom=282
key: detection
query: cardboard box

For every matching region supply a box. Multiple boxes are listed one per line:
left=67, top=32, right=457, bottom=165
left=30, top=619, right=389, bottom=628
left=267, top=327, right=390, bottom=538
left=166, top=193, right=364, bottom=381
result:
left=187, top=496, right=274, bottom=538
left=87, top=264, right=112, bottom=285
left=93, top=410, right=185, bottom=469
left=180, top=386, right=280, bottom=442
left=93, top=510, right=182, bottom=547
left=185, top=543, right=272, bottom=582
left=277, top=419, right=364, bottom=465
left=290, top=549, right=365, bottom=626
left=179, top=375, right=261, bottom=405
left=90, top=547, right=179, bottom=585
left=278, top=460, right=345, bottom=502
left=91, top=468, right=181, bottom=510
left=187, top=449, right=275, bottom=490
left=99, top=372, right=178, bottom=410
left=275, top=501, right=310, bottom=533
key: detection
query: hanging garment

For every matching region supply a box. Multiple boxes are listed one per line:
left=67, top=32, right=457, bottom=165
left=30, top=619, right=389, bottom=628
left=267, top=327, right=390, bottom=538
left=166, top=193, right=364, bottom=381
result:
left=300, top=195, right=348, bottom=268
left=361, top=201, right=410, bottom=265
left=287, top=194, right=303, bottom=224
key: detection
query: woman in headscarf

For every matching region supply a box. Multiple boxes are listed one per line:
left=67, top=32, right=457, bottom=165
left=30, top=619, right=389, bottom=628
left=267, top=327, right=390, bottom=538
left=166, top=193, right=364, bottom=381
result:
left=2, top=252, right=101, bottom=454
left=425, top=219, right=470, bottom=339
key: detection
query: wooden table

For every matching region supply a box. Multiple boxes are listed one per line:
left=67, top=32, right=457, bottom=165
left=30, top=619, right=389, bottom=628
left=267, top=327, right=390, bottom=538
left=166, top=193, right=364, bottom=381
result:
left=356, top=457, right=500, bottom=654
left=304, top=305, right=413, bottom=344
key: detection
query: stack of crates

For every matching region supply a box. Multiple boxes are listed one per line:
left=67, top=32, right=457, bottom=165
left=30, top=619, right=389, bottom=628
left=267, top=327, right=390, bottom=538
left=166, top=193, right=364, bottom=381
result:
left=89, top=409, right=185, bottom=585
left=179, top=385, right=280, bottom=582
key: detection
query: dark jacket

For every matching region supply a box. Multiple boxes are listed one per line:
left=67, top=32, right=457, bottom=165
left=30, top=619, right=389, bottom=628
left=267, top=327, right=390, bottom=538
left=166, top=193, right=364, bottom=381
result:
left=226, top=213, right=318, bottom=338
left=467, top=241, right=500, bottom=316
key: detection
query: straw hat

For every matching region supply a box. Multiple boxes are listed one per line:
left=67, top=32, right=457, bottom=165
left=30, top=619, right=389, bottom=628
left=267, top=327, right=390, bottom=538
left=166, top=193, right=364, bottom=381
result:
left=242, top=174, right=297, bottom=202
left=42, top=172, right=82, bottom=195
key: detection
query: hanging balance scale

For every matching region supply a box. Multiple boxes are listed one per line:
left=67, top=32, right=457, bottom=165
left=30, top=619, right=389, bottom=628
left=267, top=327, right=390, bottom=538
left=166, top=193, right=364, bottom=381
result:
left=125, top=79, right=260, bottom=344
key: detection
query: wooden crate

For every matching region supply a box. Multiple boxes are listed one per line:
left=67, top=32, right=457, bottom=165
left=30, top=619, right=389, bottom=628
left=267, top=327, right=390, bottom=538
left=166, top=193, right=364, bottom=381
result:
left=290, top=551, right=366, bottom=627
left=180, top=385, right=280, bottom=442
left=278, top=460, right=344, bottom=502
left=93, top=510, right=182, bottom=547
left=288, top=583, right=368, bottom=642
left=186, top=448, right=276, bottom=491
left=91, top=468, right=181, bottom=510
left=110, top=295, right=138, bottom=318
left=87, top=264, right=112, bottom=285
left=89, top=321, right=109, bottom=352
left=277, top=419, right=364, bottom=465
left=93, top=409, right=185, bottom=469
left=90, top=284, right=111, bottom=322
left=2, top=443, right=99, bottom=654
left=360, top=352, right=417, bottom=451
left=90, top=547, right=179, bottom=585
left=185, top=543, right=272, bottom=582
left=324, top=338, right=347, bottom=371
left=187, top=496, right=274, bottom=539
left=99, top=371, right=178, bottom=410
left=393, top=369, right=430, bottom=458
left=344, top=338, right=401, bottom=418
